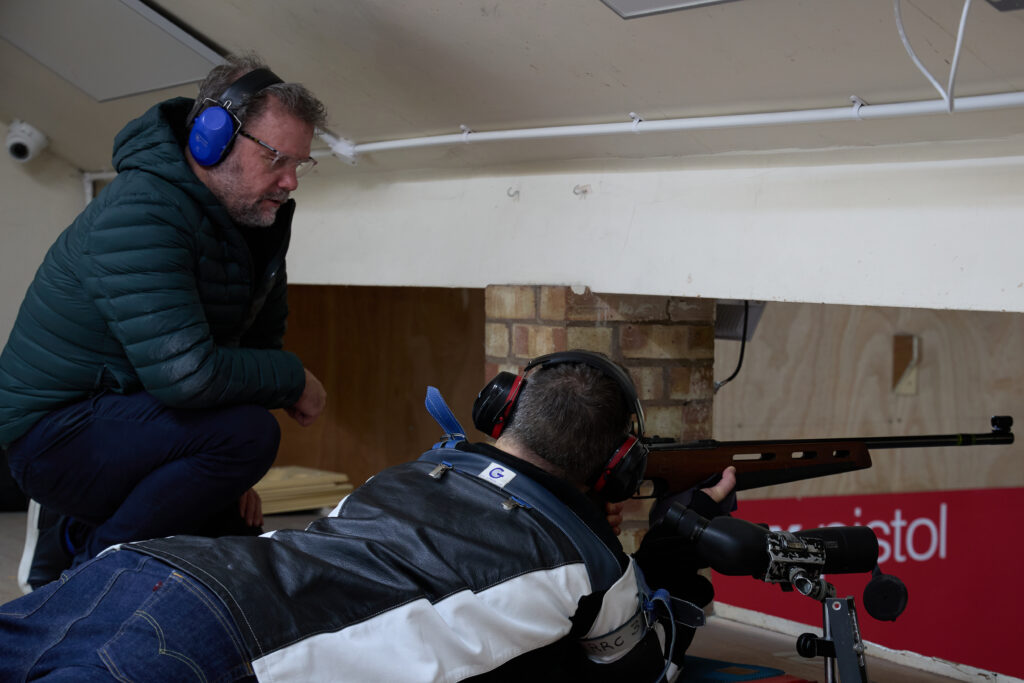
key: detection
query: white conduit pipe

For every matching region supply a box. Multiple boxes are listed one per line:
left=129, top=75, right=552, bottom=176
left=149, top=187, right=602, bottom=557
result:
left=82, top=170, right=117, bottom=204
left=321, top=90, right=1024, bottom=162
left=895, top=0, right=973, bottom=113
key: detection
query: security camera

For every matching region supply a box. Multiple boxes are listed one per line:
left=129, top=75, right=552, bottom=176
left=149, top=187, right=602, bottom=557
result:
left=6, top=120, right=48, bottom=163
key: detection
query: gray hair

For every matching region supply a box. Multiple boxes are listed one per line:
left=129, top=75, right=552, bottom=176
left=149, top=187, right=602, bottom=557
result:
left=187, top=53, right=327, bottom=130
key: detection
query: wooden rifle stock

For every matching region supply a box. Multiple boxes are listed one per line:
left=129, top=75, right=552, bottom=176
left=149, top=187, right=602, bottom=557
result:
left=643, top=415, right=1014, bottom=496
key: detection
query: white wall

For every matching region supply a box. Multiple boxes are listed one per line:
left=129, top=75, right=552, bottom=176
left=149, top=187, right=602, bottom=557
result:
left=291, top=137, right=1024, bottom=313
left=0, top=121, right=82, bottom=344
left=4, top=134, right=1024, bottom=350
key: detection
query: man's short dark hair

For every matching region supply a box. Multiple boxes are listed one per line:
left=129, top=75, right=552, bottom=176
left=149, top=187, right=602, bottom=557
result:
left=187, top=53, right=327, bottom=130
left=503, top=360, right=633, bottom=486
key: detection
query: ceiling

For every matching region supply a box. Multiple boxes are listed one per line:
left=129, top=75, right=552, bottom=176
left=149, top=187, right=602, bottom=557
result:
left=2, top=0, right=1024, bottom=174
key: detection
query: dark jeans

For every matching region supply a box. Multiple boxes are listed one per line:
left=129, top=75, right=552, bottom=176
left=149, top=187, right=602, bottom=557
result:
left=6, top=391, right=280, bottom=562
left=0, top=550, right=255, bottom=682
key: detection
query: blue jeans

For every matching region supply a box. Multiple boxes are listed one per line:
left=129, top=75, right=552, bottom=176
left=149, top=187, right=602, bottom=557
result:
left=6, top=392, right=279, bottom=562
left=0, top=550, right=255, bottom=682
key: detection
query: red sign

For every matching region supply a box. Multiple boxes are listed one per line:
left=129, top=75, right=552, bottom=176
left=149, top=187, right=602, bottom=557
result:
left=712, top=488, right=1024, bottom=679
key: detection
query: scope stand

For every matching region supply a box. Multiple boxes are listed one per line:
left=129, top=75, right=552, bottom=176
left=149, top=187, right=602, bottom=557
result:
left=791, top=573, right=868, bottom=683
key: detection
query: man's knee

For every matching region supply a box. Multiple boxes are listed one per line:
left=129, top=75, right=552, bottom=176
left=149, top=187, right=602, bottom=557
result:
left=231, top=405, right=281, bottom=470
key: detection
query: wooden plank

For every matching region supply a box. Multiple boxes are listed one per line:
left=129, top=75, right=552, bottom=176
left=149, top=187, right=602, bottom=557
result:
left=254, top=466, right=354, bottom=514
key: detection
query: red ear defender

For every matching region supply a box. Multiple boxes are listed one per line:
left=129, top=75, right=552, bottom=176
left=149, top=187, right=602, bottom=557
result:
left=471, top=372, right=526, bottom=439
left=490, top=375, right=524, bottom=438
left=592, top=435, right=650, bottom=503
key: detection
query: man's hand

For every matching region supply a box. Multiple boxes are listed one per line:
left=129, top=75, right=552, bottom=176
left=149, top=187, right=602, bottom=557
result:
left=605, top=501, right=624, bottom=535
left=239, top=488, right=263, bottom=528
left=286, top=368, right=326, bottom=426
left=701, top=465, right=737, bottom=504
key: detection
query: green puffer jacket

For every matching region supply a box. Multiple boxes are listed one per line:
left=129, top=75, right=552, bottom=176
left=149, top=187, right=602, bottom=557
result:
left=0, top=97, right=305, bottom=447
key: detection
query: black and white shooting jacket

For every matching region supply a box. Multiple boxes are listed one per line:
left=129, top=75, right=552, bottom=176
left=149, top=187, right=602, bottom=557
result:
left=130, top=442, right=665, bottom=682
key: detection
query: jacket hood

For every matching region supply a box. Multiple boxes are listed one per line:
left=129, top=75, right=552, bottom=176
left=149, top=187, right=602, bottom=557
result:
left=112, top=97, right=237, bottom=231
left=113, top=97, right=194, bottom=175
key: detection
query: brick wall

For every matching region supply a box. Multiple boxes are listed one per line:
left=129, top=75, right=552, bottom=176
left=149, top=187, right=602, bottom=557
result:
left=484, top=285, right=716, bottom=551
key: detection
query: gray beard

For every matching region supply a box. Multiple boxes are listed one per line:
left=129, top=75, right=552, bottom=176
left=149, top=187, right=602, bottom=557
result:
left=228, top=200, right=277, bottom=228
left=206, top=158, right=285, bottom=228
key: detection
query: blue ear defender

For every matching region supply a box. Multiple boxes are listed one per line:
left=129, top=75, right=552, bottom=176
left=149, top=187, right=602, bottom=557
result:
left=189, top=107, right=237, bottom=166
left=187, top=68, right=283, bottom=167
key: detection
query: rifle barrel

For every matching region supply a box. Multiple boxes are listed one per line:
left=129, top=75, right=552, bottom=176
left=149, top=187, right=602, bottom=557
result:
left=862, top=432, right=1013, bottom=449
left=646, top=416, right=1014, bottom=452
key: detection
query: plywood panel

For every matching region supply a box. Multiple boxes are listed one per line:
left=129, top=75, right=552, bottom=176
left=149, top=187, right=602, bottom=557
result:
left=254, top=466, right=353, bottom=514
left=273, top=285, right=485, bottom=488
left=712, top=303, right=1023, bottom=499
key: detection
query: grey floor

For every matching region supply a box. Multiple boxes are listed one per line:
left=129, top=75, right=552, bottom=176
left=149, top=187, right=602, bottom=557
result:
left=0, top=509, right=27, bottom=604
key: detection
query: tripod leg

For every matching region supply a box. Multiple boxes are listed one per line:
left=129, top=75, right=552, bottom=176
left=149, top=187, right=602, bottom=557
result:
left=822, top=601, right=836, bottom=683
left=825, top=597, right=868, bottom=683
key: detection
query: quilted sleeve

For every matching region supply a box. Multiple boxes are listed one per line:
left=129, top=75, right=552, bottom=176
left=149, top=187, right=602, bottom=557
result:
left=80, top=188, right=304, bottom=410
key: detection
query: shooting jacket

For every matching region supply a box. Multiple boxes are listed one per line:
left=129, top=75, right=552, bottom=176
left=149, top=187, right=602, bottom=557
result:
left=128, top=442, right=666, bottom=682
left=0, top=97, right=304, bottom=447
